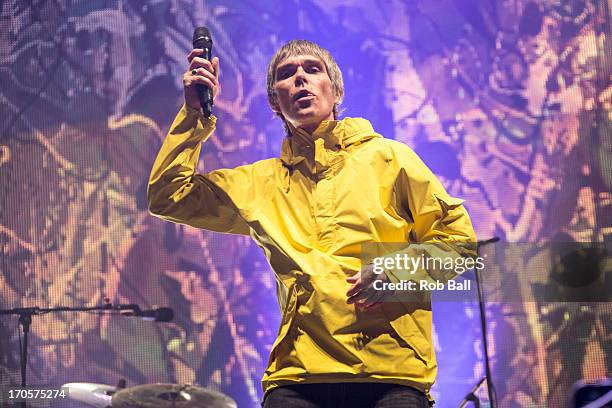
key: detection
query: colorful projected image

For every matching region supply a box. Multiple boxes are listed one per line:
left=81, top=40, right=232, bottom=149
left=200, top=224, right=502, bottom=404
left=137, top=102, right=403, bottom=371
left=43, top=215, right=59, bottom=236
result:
left=0, top=1, right=610, bottom=407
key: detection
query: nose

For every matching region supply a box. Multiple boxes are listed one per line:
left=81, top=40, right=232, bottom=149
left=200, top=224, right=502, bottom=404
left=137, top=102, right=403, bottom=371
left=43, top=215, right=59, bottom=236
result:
left=294, top=66, right=308, bottom=85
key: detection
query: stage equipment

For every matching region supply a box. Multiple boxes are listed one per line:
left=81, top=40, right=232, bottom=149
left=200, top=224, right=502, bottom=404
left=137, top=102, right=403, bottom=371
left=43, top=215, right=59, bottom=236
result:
left=111, top=383, right=237, bottom=408
left=62, top=382, right=118, bottom=407
left=459, top=237, right=499, bottom=408
left=569, top=379, right=612, bottom=408
left=0, top=303, right=173, bottom=408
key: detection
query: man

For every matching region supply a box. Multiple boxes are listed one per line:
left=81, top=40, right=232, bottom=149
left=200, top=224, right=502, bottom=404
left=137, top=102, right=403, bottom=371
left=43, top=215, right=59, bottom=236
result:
left=148, top=39, right=476, bottom=407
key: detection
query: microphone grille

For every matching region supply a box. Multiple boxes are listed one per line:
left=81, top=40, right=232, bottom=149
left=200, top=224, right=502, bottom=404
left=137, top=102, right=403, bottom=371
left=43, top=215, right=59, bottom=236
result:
left=193, top=27, right=212, bottom=44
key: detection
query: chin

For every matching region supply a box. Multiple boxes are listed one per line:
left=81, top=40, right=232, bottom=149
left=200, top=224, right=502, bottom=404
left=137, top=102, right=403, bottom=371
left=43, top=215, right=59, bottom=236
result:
left=296, top=109, right=329, bottom=121
left=291, top=113, right=316, bottom=124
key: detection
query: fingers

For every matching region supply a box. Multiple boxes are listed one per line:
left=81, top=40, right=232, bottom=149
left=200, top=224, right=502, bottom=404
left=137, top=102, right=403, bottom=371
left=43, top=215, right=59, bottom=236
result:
left=190, top=67, right=216, bottom=84
left=184, top=71, right=216, bottom=93
left=187, top=48, right=218, bottom=84
left=347, top=269, right=389, bottom=310
left=347, top=286, right=377, bottom=307
left=347, top=284, right=371, bottom=305
left=183, top=50, right=220, bottom=109
left=356, top=288, right=386, bottom=310
left=346, top=273, right=361, bottom=298
left=346, top=282, right=359, bottom=299
left=347, top=291, right=365, bottom=305
left=185, top=50, right=219, bottom=95
left=190, top=56, right=215, bottom=74
left=187, top=50, right=219, bottom=71
left=184, top=63, right=218, bottom=94
left=212, top=56, right=219, bottom=80
left=188, top=50, right=218, bottom=74
left=187, top=48, right=205, bottom=63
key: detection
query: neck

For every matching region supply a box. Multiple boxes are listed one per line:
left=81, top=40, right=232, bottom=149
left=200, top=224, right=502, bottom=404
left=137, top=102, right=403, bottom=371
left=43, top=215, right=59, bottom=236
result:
left=289, top=116, right=336, bottom=139
left=297, top=122, right=320, bottom=136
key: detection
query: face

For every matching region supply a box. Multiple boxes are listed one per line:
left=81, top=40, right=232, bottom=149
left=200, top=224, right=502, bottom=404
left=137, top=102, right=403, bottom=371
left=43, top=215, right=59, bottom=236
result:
left=272, top=54, right=340, bottom=134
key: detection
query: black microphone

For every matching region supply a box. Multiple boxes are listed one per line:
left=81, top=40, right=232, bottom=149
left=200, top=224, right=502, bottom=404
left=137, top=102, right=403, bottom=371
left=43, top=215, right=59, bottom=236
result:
left=192, top=27, right=214, bottom=117
left=121, top=306, right=174, bottom=322
left=137, top=307, right=174, bottom=322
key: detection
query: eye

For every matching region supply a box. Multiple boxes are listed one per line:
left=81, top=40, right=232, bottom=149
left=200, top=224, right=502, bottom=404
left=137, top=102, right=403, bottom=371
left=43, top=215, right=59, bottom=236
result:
left=307, top=65, right=322, bottom=73
left=277, top=70, right=290, bottom=79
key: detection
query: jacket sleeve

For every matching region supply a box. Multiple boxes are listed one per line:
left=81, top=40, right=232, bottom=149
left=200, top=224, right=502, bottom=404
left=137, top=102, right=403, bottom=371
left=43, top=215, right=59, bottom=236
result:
left=147, top=104, right=252, bottom=235
left=383, top=142, right=478, bottom=284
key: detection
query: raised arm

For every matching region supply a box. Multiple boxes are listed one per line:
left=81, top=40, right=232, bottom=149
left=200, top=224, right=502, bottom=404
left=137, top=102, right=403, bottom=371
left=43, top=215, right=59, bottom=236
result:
left=147, top=105, right=251, bottom=235
left=147, top=51, right=251, bottom=235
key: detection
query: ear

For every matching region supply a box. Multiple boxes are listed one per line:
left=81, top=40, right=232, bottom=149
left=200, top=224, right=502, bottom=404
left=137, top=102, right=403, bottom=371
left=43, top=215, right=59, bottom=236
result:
left=334, top=90, right=341, bottom=105
left=270, top=97, right=281, bottom=114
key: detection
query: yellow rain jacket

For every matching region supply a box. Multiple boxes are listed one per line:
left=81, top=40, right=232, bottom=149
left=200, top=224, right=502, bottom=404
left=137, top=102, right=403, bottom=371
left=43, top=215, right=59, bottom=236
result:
left=148, top=104, right=477, bottom=402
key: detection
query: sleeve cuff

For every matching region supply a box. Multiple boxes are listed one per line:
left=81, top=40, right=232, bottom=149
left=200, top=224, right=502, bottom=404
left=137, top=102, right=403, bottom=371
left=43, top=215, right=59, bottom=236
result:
left=182, top=102, right=217, bottom=130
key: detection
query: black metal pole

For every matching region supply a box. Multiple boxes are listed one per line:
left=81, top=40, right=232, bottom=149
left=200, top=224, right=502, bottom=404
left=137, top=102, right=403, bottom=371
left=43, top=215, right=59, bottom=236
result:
left=475, top=265, right=496, bottom=408
left=19, top=312, right=32, bottom=408
left=459, top=237, right=498, bottom=408
left=18, top=314, right=31, bottom=388
left=458, top=377, right=484, bottom=408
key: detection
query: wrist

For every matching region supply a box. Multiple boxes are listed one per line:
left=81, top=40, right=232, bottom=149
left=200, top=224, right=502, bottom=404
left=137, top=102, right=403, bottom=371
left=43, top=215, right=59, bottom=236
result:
left=177, top=103, right=217, bottom=137
left=184, top=102, right=202, bottom=115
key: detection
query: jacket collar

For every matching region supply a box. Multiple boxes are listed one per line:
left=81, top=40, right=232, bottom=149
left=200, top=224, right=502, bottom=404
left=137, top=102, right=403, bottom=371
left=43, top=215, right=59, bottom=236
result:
left=280, top=117, right=381, bottom=167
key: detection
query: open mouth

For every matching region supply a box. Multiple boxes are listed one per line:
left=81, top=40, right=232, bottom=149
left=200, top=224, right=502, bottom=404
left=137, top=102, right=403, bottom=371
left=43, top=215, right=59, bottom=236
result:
left=293, top=90, right=314, bottom=102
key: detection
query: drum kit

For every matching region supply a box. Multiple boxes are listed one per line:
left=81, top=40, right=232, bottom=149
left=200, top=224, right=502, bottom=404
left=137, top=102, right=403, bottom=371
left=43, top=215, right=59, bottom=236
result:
left=62, top=382, right=237, bottom=408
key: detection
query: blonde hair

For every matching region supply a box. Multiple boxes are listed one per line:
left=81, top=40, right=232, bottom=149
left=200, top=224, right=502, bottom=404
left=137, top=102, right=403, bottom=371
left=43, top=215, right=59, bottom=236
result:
left=267, top=40, right=344, bottom=132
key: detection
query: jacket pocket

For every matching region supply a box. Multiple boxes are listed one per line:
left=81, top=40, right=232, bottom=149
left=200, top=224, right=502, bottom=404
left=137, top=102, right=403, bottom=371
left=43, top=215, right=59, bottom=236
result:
left=381, top=304, right=432, bottom=367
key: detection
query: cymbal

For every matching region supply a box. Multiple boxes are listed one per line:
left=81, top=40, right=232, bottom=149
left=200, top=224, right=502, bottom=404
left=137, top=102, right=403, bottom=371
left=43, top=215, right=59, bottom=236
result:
left=63, top=382, right=117, bottom=407
left=111, top=383, right=237, bottom=408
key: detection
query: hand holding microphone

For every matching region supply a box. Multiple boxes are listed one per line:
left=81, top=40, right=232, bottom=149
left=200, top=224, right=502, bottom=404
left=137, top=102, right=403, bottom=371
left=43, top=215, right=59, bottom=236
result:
left=184, top=27, right=218, bottom=116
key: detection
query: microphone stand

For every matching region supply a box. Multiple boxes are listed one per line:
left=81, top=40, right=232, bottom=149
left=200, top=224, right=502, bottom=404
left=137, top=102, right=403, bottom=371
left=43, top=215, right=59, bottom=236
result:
left=459, top=237, right=499, bottom=408
left=0, top=303, right=144, bottom=407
